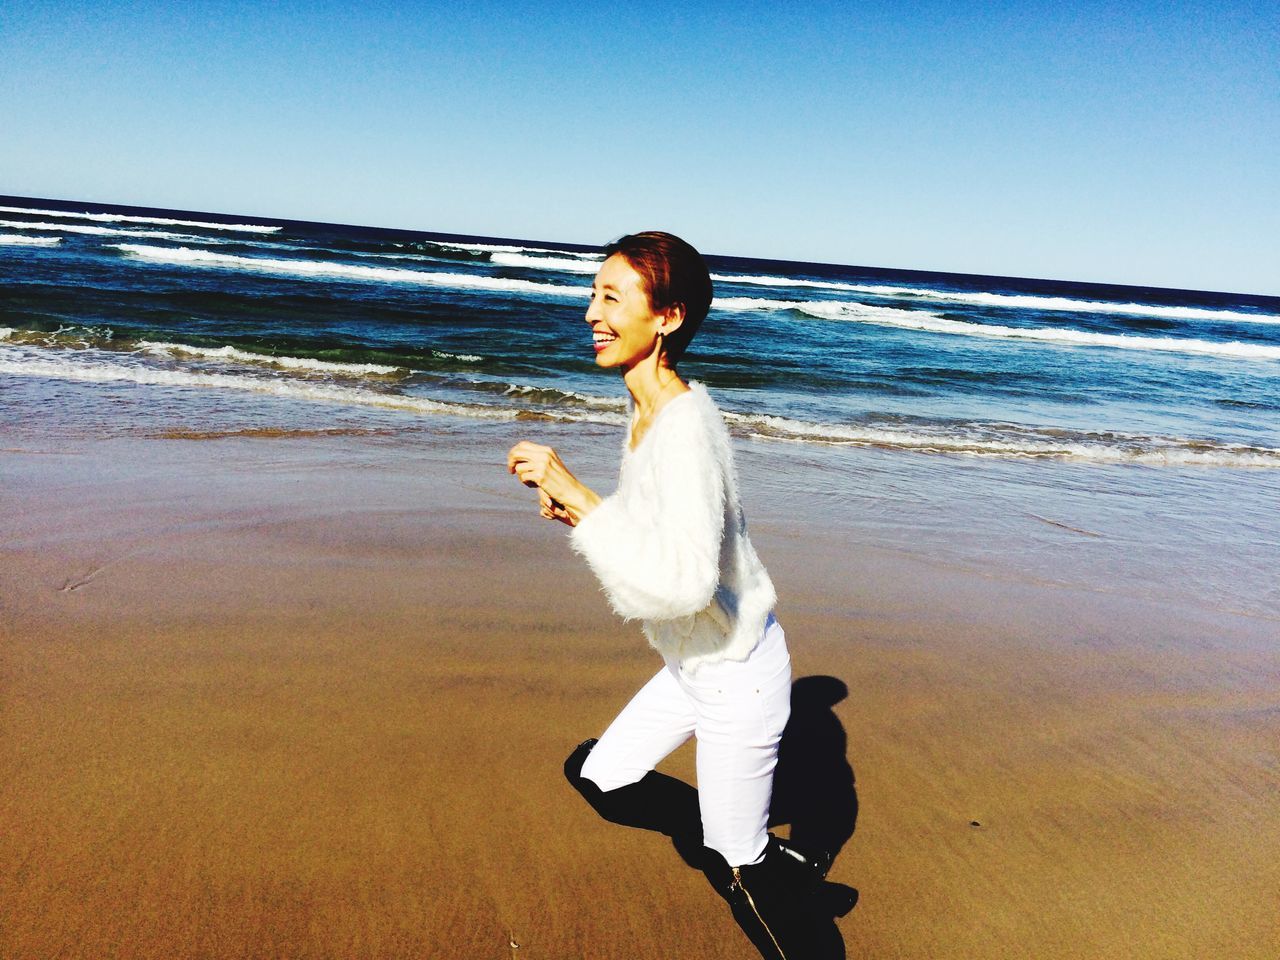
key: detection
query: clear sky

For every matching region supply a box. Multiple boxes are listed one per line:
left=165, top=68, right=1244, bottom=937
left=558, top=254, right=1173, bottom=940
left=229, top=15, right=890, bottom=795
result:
left=2, top=1, right=1276, bottom=294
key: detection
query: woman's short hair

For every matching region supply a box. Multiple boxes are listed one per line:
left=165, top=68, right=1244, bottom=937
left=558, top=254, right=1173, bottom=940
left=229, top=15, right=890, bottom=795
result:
left=603, top=231, right=713, bottom=365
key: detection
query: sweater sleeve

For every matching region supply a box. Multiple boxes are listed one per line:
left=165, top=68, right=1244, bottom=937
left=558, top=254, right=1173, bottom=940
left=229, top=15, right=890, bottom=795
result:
left=569, top=403, right=727, bottom=622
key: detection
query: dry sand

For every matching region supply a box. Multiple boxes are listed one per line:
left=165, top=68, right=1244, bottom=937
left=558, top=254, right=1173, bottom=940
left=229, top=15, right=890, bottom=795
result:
left=2, top=430, right=1277, bottom=959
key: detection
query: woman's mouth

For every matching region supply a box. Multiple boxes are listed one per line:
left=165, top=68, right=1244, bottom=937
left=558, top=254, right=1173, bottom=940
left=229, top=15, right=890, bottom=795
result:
left=592, top=331, right=617, bottom=353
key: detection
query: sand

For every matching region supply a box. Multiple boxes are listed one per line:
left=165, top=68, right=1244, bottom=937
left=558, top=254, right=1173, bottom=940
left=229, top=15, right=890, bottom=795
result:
left=2, top=428, right=1277, bottom=959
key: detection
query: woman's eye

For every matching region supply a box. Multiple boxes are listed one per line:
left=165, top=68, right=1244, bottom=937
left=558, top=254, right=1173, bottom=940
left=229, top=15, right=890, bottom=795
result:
left=605, top=295, right=618, bottom=303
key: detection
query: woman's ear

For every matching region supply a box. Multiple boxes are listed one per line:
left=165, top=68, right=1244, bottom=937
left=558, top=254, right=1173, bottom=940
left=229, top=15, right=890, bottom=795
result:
left=660, top=302, right=686, bottom=338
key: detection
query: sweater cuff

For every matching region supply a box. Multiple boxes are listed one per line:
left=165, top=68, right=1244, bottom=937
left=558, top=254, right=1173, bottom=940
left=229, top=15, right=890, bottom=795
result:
left=569, top=494, right=620, bottom=562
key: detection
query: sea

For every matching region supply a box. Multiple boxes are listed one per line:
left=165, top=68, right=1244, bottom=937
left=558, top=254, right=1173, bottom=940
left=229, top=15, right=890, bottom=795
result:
left=2, top=196, right=1277, bottom=624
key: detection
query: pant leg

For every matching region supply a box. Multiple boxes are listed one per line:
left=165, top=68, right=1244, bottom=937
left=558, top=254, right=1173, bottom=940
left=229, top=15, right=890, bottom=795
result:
left=682, top=616, right=792, bottom=867
left=580, top=662, right=697, bottom=791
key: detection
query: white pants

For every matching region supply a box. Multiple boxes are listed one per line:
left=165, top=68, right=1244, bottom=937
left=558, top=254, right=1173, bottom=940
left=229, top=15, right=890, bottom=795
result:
left=581, top=614, right=792, bottom=867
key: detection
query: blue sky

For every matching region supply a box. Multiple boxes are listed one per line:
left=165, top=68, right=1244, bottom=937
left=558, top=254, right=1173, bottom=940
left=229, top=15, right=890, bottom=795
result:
left=2, top=1, right=1276, bottom=294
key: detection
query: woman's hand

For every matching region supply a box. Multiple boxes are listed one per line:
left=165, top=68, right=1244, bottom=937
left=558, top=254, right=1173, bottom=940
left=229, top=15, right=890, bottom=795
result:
left=507, top=441, right=601, bottom=526
left=538, top=488, right=575, bottom=526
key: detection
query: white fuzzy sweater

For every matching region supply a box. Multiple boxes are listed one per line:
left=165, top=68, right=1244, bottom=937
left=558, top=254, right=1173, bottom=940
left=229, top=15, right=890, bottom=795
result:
left=569, top=381, right=778, bottom=673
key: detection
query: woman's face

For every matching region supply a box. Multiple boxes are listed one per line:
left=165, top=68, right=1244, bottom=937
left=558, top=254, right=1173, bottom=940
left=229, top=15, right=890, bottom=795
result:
left=586, top=254, right=666, bottom=369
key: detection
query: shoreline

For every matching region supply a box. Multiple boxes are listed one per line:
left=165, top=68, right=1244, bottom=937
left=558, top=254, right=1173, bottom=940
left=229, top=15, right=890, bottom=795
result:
left=3, top=421, right=1278, bottom=958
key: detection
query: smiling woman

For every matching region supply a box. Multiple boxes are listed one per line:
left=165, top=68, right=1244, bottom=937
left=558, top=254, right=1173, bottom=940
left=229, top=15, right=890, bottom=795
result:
left=506, top=232, right=823, bottom=959
left=589, top=232, right=712, bottom=367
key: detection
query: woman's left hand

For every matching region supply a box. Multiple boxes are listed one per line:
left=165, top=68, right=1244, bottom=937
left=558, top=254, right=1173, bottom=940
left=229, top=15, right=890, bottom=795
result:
left=538, top=488, right=575, bottom=526
left=507, top=441, right=601, bottom=526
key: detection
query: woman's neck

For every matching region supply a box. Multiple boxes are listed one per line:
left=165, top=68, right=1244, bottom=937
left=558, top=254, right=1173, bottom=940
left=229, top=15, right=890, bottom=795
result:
left=622, top=349, right=686, bottom=420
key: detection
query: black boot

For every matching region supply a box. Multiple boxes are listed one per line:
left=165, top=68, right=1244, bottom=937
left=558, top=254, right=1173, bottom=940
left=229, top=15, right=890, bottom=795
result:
left=721, top=836, right=858, bottom=960
left=773, top=834, right=834, bottom=883
left=723, top=836, right=815, bottom=960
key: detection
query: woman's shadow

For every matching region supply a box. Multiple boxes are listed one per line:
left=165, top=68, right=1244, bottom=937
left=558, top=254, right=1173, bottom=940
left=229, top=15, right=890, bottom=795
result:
left=771, top=675, right=859, bottom=880
left=564, top=675, right=859, bottom=957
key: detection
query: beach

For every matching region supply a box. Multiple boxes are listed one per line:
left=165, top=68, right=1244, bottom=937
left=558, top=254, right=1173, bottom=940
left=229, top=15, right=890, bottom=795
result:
left=5, top=0, right=1278, bottom=945
left=3, top=198, right=1279, bottom=957
left=3, top=396, right=1277, bottom=960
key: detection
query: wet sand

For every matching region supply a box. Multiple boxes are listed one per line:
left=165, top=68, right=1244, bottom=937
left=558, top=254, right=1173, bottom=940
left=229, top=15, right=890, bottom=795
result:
left=2, top=429, right=1277, bottom=959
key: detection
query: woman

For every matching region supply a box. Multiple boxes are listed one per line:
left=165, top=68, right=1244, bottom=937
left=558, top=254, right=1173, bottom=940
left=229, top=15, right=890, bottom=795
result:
left=507, top=232, right=813, bottom=958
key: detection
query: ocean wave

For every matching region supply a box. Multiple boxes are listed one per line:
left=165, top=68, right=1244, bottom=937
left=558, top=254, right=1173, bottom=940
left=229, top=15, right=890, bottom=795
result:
left=727, top=411, right=1280, bottom=467
left=711, top=272, right=1279, bottom=325
left=0, top=353, right=519, bottom=420
left=112, top=243, right=588, bottom=297
left=490, top=251, right=601, bottom=273
left=3, top=326, right=486, bottom=373
left=431, top=240, right=597, bottom=258
left=0, top=233, right=62, bottom=246
left=0, top=204, right=279, bottom=234
left=5, top=339, right=1275, bottom=466
left=795, top=300, right=1280, bottom=361
left=0, top=218, right=194, bottom=241
left=714, top=295, right=814, bottom=312
left=495, top=381, right=627, bottom=409
left=135, top=341, right=408, bottom=378
left=0, top=349, right=628, bottom=426
left=435, top=350, right=483, bottom=363
left=0, top=324, right=117, bottom=349
left=715, top=295, right=935, bottom=325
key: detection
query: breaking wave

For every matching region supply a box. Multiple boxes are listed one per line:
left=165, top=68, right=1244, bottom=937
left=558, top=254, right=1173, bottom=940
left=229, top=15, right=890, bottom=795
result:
left=0, top=233, right=63, bottom=246
left=715, top=297, right=1280, bottom=361
left=5, top=332, right=1276, bottom=466
left=794, top=300, right=1280, bottom=361
left=0, top=352, right=521, bottom=421
left=430, top=240, right=598, bottom=258
left=726, top=411, right=1280, bottom=467
left=0, top=204, right=279, bottom=234
left=112, top=243, right=588, bottom=297
left=490, top=251, right=601, bottom=273
left=711, top=272, right=1279, bottom=325
left=135, top=341, right=409, bottom=378
left=0, top=218, right=194, bottom=241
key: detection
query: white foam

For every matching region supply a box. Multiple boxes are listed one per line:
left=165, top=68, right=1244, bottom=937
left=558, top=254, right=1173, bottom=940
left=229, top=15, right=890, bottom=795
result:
left=0, top=351, right=639, bottom=428
left=795, top=300, right=1280, bottom=361
left=0, top=353, right=517, bottom=420
left=0, top=233, right=62, bottom=246
left=433, top=350, right=483, bottom=363
left=712, top=272, right=853, bottom=290
left=0, top=328, right=14, bottom=340
left=0, top=219, right=193, bottom=241
left=112, top=244, right=589, bottom=297
left=4, top=341, right=1274, bottom=465
left=0, top=204, right=279, bottom=234
left=728, top=411, right=1280, bottom=468
left=432, top=240, right=597, bottom=258
left=499, top=382, right=627, bottom=409
left=0, top=324, right=115, bottom=349
left=711, top=272, right=1279, bottom=325
left=715, top=296, right=934, bottom=327
left=714, top=295, right=817, bottom=312
left=136, top=341, right=406, bottom=377
left=917, top=289, right=1280, bottom=325
left=490, top=251, right=601, bottom=274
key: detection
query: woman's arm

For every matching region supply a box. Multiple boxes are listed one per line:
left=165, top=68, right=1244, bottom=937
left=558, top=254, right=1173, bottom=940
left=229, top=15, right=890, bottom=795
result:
left=568, top=411, right=727, bottom=622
